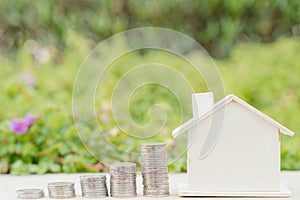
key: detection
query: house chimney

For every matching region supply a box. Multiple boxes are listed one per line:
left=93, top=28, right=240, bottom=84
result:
left=192, top=92, right=214, bottom=117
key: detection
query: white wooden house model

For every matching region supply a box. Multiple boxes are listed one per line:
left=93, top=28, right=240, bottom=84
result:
left=173, top=93, right=294, bottom=197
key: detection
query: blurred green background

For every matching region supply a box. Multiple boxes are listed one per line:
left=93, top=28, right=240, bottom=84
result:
left=0, top=0, right=300, bottom=174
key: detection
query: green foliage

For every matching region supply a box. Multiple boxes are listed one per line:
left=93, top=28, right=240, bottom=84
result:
left=0, top=0, right=300, bottom=57
left=0, top=30, right=299, bottom=174
left=217, top=38, right=300, bottom=170
left=0, top=32, right=99, bottom=174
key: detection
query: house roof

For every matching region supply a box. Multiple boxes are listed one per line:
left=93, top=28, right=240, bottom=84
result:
left=172, top=94, right=295, bottom=138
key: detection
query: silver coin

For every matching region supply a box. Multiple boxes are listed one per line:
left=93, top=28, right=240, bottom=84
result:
left=16, top=188, right=44, bottom=199
left=82, top=190, right=108, bottom=197
left=81, top=187, right=107, bottom=191
left=48, top=189, right=75, bottom=193
left=140, top=143, right=169, bottom=197
left=110, top=162, right=136, bottom=171
left=80, top=174, right=106, bottom=179
left=141, top=169, right=168, bottom=174
left=110, top=191, right=136, bottom=194
left=49, top=193, right=76, bottom=198
left=143, top=192, right=169, bottom=197
left=141, top=163, right=168, bottom=167
left=110, top=162, right=137, bottom=197
left=142, top=174, right=169, bottom=178
left=82, top=194, right=108, bottom=198
left=143, top=188, right=169, bottom=193
left=142, top=177, right=169, bottom=181
left=80, top=181, right=106, bottom=186
left=82, top=189, right=108, bottom=193
left=143, top=180, right=169, bottom=185
left=143, top=182, right=169, bottom=186
left=110, top=180, right=136, bottom=183
left=110, top=193, right=136, bottom=198
left=110, top=178, right=136, bottom=181
left=144, top=184, right=169, bottom=189
left=110, top=183, right=136, bottom=187
left=142, top=167, right=168, bottom=170
left=144, top=189, right=169, bottom=193
left=48, top=187, right=75, bottom=191
left=110, top=187, right=136, bottom=191
left=141, top=161, right=168, bottom=165
left=81, top=184, right=106, bottom=188
left=142, top=170, right=169, bottom=175
left=49, top=192, right=76, bottom=196
left=110, top=190, right=137, bottom=194
left=110, top=174, right=136, bottom=178
left=48, top=181, right=76, bottom=198
left=144, top=188, right=169, bottom=192
left=81, top=182, right=106, bottom=186
left=143, top=177, right=168, bottom=181
left=48, top=181, right=74, bottom=187
left=81, top=186, right=107, bottom=190
left=80, top=175, right=108, bottom=198
left=81, top=181, right=106, bottom=184
left=82, top=190, right=107, bottom=193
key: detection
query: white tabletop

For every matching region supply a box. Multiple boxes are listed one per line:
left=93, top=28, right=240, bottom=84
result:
left=0, top=171, right=299, bottom=200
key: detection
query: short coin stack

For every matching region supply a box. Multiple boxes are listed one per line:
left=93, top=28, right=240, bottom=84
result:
left=16, top=189, right=44, bottom=199
left=48, top=182, right=75, bottom=199
left=110, top=162, right=137, bottom=198
left=140, top=143, right=169, bottom=197
left=80, top=175, right=108, bottom=198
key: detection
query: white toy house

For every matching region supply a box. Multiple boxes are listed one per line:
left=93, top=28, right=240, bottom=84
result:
left=173, top=93, right=294, bottom=197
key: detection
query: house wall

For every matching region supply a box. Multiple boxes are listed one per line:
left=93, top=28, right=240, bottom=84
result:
left=187, top=101, right=280, bottom=192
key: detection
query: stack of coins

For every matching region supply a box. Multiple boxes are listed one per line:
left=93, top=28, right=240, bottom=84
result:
left=16, top=189, right=44, bottom=199
left=80, top=175, right=108, bottom=198
left=48, top=182, right=75, bottom=199
left=110, top=162, right=137, bottom=198
left=140, top=143, right=169, bottom=197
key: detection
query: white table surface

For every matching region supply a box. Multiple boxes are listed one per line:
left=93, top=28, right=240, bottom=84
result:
left=0, top=171, right=299, bottom=200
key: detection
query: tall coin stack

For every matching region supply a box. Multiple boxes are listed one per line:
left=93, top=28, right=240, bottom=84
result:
left=109, top=162, right=137, bottom=198
left=80, top=175, right=108, bottom=198
left=140, top=143, right=169, bottom=197
left=48, top=182, right=75, bottom=199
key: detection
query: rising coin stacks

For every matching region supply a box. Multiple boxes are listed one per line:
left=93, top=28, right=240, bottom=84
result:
left=80, top=175, right=108, bottom=198
left=16, top=188, right=44, bottom=199
left=140, top=143, right=169, bottom=197
left=109, top=162, right=137, bottom=198
left=48, top=182, right=75, bottom=199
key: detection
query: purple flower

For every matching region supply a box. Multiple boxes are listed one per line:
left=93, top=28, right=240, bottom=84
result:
left=24, top=113, right=36, bottom=126
left=10, top=113, right=36, bottom=134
